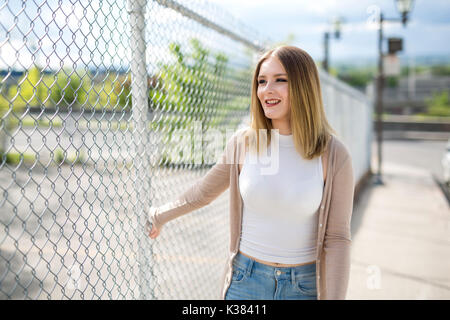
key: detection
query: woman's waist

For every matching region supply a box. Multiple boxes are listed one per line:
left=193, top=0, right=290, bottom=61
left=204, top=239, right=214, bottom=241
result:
left=238, top=235, right=317, bottom=265
left=238, top=250, right=316, bottom=268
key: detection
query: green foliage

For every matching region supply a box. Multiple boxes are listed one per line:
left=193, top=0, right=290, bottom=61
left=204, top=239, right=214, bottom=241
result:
left=150, top=38, right=250, bottom=166
left=337, top=68, right=375, bottom=88
left=7, top=66, right=46, bottom=114
left=399, top=64, right=450, bottom=77
left=430, top=65, right=450, bottom=76
left=1, top=151, right=36, bottom=166
left=117, top=74, right=132, bottom=112
left=53, top=148, right=86, bottom=165
left=400, top=65, right=428, bottom=76
left=386, top=76, right=398, bottom=88
left=425, top=91, right=450, bottom=117
left=49, top=68, right=89, bottom=111
left=328, top=67, right=339, bottom=77
left=2, top=67, right=132, bottom=118
left=87, top=72, right=131, bottom=112
left=5, top=67, right=91, bottom=113
left=151, top=39, right=228, bottom=118
left=0, top=77, right=10, bottom=117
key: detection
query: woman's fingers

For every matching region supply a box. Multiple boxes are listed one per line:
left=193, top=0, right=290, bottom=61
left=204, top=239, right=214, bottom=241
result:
left=149, top=225, right=160, bottom=239
left=146, top=207, right=161, bottom=239
left=145, top=220, right=160, bottom=239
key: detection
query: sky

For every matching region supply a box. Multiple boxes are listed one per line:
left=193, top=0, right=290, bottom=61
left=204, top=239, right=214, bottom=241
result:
left=0, top=0, right=448, bottom=71
left=208, top=0, right=450, bottom=65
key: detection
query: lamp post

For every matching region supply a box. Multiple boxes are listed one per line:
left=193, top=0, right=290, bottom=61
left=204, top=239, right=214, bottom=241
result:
left=323, top=17, right=342, bottom=73
left=373, top=0, right=414, bottom=185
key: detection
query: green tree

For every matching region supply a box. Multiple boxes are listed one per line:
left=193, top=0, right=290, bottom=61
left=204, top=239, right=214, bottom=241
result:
left=337, top=68, right=375, bottom=89
left=49, top=68, right=89, bottom=111
left=0, top=77, right=11, bottom=154
left=386, top=76, right=398, bottom=88
left=150, top=38, right=247, bottom=166
left=116, top=73, right=132, bottom=112
left=2, top=68, right=45, bottom=154
left=425, top=91, right=450, bottom=117
left=430, top=65, right=450, bottom=76
left=8, top=66, right=47, bottom=112
left=0, top=77, right=9, bottom=117
left=83, top=72, right=132, bottom=112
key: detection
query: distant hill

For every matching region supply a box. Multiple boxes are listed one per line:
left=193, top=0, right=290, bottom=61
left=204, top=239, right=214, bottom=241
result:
left=332, top=54, right=450, bottom=69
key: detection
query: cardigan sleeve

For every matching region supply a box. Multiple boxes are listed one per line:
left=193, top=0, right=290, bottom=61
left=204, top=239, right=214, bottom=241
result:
left=147, top=131, right=237, bottom=230
left=323, top=149, right=355, bottom=299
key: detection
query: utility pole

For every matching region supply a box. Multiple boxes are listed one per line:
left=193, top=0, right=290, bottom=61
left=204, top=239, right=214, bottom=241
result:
left=373, top=0, right=414, bottom=185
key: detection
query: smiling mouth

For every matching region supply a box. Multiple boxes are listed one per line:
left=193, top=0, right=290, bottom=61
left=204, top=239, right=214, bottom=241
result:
left=265, top=99, right=281, bottom=106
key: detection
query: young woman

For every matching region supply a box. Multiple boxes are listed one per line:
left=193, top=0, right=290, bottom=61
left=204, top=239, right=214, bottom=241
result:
left=146, top=45, right=355, bottom=300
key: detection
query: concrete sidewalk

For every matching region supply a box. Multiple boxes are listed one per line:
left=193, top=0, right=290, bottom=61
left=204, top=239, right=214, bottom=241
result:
left=347, top=159, right=450, bottom=299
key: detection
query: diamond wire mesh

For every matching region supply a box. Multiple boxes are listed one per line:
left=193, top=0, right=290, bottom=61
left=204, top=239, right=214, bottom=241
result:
left=0, top=0, right=268, bottom=299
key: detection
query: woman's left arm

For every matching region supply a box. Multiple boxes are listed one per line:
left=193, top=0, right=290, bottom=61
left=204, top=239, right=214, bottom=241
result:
left=323, top=151, right=355, bottom=299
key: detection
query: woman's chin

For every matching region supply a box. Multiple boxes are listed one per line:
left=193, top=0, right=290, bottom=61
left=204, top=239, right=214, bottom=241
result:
left=263, top=109, right=276, bottom=118
left=263, top=112, right=281, bottom=120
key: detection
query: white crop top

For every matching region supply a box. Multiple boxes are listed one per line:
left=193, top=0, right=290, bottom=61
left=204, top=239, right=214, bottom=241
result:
left=238, top=133, right=323, bottom=265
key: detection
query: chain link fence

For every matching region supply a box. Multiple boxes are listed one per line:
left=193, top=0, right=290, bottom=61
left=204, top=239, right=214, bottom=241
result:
left=0, top=0, right=269, bottom=299
left=0, top=0, right=373, bottom=300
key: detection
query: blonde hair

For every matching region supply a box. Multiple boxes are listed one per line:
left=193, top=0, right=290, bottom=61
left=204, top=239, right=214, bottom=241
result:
left=244, top=45, right=336, bottom=160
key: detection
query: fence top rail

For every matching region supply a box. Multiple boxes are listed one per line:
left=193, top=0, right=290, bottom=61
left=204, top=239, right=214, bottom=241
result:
left=319, top=68, right=371, bottom=104
left=150, top=0, right=268, bottom=52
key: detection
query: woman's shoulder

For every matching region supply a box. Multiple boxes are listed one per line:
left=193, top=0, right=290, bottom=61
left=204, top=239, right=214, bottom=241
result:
left=226, top=126, right=251, bottom=146
left=221, top=126, right=250, bottom=160
left=236, top=126, right=251, bottom=137
left=331, top=135, right=351, bottom=156
left=329, top=135, right=352, bottom=169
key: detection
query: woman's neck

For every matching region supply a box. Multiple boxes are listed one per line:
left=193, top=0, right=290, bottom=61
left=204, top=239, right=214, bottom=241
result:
left=271, top=120, right=291, bottom=135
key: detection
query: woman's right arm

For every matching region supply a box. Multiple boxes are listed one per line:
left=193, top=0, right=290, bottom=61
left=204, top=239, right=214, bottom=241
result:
left=147, top=130, right=239, bottom=237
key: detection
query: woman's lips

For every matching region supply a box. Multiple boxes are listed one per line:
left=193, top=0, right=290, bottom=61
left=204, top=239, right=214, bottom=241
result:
left=265, top=101, right=280, bottom=107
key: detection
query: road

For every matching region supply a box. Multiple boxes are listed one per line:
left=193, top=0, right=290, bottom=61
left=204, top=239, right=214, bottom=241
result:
left=379, top=138, right=448, bottom=181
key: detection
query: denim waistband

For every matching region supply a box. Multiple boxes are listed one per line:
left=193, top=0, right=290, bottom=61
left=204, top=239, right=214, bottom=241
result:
left=233, top=252, right=316, bottom=280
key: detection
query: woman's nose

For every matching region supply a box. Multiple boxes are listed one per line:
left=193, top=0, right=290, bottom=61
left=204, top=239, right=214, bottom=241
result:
left=261, top=81, right=275, bottom=93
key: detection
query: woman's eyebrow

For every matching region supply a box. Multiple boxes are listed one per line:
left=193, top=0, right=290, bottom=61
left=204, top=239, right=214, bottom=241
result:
left=258, top=73, right=287, bottom=78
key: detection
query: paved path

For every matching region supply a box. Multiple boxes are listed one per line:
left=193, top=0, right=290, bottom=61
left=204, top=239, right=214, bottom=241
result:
left=347, top=140, right=450, bottom=299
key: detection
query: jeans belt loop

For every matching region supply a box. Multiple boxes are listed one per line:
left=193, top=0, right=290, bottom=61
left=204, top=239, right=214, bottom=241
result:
left=245, top=258, right=254, bottom=278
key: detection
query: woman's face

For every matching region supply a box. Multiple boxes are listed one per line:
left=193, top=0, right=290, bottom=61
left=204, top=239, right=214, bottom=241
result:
left=257, top=55, right=290, bottom=123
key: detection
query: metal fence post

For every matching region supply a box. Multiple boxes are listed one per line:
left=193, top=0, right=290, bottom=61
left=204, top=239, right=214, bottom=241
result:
left=128, top=0, right=152, bottom=300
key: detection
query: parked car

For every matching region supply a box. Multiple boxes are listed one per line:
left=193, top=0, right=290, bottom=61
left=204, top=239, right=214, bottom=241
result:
left=442, top=138, right=450, bottom=186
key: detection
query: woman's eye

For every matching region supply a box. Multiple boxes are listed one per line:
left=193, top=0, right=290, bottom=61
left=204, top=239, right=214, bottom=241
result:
left=258, top=79, right=287, bottom=84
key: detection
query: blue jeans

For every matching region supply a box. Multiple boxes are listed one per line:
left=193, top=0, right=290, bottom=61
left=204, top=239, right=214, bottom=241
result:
left=225, top=252, right=317, bottom=300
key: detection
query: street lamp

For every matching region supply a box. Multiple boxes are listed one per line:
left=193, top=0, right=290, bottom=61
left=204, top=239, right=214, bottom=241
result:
left=396, top=0, right=415, bottom=26
left=323, top=17, right=343, bottom=73
left=373, top=0, right=414, bottom=185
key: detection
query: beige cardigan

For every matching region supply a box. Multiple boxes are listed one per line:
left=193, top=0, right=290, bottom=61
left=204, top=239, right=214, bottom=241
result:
left=149, top=127, right=355, bottom=300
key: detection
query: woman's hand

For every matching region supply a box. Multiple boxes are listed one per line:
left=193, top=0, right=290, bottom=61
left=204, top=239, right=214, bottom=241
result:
left=147, top=220, right=161, bottom=239
left=146, top=207, right=161, bottom=239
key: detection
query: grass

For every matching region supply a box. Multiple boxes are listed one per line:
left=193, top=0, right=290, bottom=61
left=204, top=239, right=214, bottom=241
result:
left=1, top=151, right=36, bottom=166
left=8, top=116, right=63, bottom=128
left=53, top=148, right=87, bottom=165
left=4, top=115, right=164, bottom=131
left=0, top=149, right=87, bottom=166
